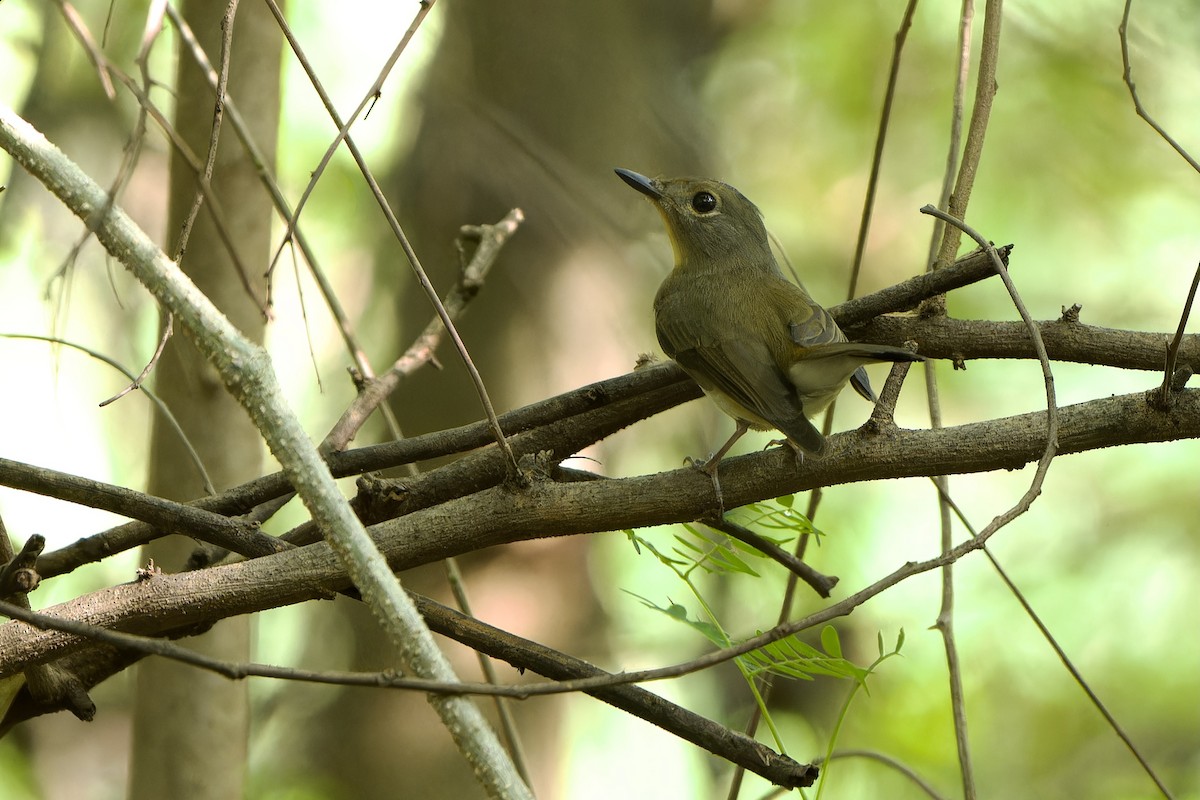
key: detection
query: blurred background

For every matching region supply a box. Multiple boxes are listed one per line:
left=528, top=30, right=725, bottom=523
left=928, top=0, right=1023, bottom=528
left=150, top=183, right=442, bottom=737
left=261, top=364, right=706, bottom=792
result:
left=1, top=1, right=1198, bottom=798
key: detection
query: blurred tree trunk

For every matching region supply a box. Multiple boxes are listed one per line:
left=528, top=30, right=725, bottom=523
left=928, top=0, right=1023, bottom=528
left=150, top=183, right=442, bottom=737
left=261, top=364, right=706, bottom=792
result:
left=297, top=2, right=720, bottom=797
left=388, top=0, right=717, bottom=426
left=126, top=4, right=281, bottom=799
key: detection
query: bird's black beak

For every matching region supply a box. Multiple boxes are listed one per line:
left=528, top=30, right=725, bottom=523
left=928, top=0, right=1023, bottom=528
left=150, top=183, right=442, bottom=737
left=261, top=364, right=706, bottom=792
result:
left=614, top=168, right=662, bottom=199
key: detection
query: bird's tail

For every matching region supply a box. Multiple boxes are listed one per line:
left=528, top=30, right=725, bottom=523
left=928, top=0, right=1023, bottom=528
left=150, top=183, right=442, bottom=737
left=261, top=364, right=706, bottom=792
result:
left=819, top=344, right=925, bottom=403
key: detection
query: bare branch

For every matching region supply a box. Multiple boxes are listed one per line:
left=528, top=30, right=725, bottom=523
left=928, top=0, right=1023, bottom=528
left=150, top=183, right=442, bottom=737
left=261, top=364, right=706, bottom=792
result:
left=324, top=209, right=524, bottom=451
left=0, top=593, right=818, bottom=790
left=4, top=386, right=1197, bottom=678
left=172, top=0, right=239, bottom=265
left=264, top=0, right=521, bottom=481
left=99, top=314, right=173, bottom=407
left=52, top=1, right=116, bottom=99
left=0, top=102, right=531, bottom=799
left=0, top=458, right=285, bottom=559
left=1156, top=261, right=1200, bottom=408
left=1119, top=0, right=1200, bottom=175
left=846, top=0, right=920, bottom=300
left=934, top=0, right=1004, bottom=269
left=0, top=332, right=213, bottom=493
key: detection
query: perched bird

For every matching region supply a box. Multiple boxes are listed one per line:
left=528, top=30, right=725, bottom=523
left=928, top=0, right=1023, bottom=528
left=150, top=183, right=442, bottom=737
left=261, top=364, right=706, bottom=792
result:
left=615, top=168, right=923, bottom=497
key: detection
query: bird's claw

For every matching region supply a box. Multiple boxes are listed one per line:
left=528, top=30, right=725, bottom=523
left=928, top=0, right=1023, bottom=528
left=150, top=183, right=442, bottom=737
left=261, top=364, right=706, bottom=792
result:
left=766, top=438, right=806, bottom=468
left=684, top=454, right=725, bottom=516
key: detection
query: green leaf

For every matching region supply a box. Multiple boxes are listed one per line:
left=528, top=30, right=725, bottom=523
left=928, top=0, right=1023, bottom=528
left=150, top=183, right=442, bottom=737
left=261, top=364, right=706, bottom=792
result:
left=623, top=591, right=731, bottom=646
left=739, top=633, right=871, bottom=685
left=821, top=626, right=843, bottom=659
left=622, top=529, right=642, bottom=555
left=668, top=531, right=762, bottom=577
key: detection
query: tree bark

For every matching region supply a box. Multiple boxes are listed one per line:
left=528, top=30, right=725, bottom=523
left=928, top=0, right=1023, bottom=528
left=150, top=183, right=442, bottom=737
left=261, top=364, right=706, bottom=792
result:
left=127, top=4, right=280, bottom=799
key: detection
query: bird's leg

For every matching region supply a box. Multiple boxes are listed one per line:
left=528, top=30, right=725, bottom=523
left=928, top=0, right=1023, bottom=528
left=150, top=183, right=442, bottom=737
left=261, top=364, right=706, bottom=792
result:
left=688, top=420, right=750, bottom=516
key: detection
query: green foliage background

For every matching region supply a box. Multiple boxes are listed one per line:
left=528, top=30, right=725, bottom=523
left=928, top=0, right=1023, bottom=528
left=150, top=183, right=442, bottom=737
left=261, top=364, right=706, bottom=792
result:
left=1, top=1, right=1198, bottom=798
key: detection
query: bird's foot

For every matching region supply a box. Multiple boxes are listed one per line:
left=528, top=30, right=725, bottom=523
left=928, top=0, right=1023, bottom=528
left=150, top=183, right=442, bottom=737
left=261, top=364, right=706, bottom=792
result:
left=766, top=438, right=806, bottom=468
left=684, top=454, right=726, bottom=517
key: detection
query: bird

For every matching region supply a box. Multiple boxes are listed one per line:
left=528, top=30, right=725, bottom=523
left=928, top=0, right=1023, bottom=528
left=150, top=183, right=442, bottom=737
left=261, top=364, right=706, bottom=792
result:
left=615, top=167, right=924, bottom=505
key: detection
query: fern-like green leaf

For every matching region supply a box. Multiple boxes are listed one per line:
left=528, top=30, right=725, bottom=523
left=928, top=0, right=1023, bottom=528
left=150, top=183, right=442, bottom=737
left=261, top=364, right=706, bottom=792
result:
left=624, top=591, right=731, bottom=647
left=741, top=631, right=871, bottom=686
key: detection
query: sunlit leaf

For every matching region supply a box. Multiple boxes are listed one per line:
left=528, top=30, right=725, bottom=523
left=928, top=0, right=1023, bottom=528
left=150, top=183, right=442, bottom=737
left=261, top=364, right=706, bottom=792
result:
left=821, top=625, right=842, bottom=659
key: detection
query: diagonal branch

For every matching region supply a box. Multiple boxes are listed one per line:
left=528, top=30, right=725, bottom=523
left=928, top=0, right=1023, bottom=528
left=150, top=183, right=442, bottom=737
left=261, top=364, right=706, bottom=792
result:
left=324, top=210, right=525, bottom=451
left=1119, top=0, right=1200, bottom=175
left=0, top=104, right=532, bottom=799
left=0, top=594, right=819, bottom=790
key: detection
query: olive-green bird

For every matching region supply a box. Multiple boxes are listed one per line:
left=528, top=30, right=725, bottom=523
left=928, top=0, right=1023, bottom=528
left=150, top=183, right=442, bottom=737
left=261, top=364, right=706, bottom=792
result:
left=615, top=167, right=924, bottom=474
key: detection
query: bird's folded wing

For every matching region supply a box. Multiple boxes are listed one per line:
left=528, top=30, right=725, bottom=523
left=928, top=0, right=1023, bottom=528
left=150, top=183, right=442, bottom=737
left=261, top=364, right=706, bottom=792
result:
left=788, top=300, right=844, bottom=348
left=660, top=314, right=826, bottom=453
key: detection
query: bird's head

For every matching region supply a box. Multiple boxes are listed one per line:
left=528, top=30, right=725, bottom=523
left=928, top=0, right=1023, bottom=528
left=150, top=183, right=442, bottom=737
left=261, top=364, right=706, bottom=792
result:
left=615, top=168, right=772, bottom=271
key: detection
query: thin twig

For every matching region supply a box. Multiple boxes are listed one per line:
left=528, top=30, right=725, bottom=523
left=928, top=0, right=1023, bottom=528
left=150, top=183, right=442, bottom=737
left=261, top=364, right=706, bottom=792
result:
left=260, top=0, right=432, bottom=285
left=100, top=314, right=173, bottom=407
left=0, top=591, right=818, bottom=789
left=323, top=211, right=524, bottom=451
left=920, top=204, right=1058, bottom=550
left=0, top=332, right=213, bottom=494
left=104, top=66, right=261, bottom=312
left=1120, top=5, right=1200, bottom=406
left=53, top=2, right=116, bottom=99
left=934, top=0, right=1004, bottom=269
left=918, top=207, right=1057, bottom=799
left=47, top=2, right=154, bottom=334
left=96, top=5, right=170, bottom=407
left=826, top=750, right=949, bottom=800
left=846, top=0, right=919, bottom=301
left=1119, top=0, right=1200, bottom=175
left=1158, top=262, right=1200, bottom=406
left=921, top=207, right=1057, bottom=448
left=266, top=1, right=522, bottom=479
left=442, top=559, right=533, bottom=788
left=928, top=366, right=975, bottom=799
left=162, top=4, right=401, bottom=438
left=923, top=2, right=978, bottom=793
left=927, top=481, right=1176, bottom=799
left=925, top=0, right=973, bottom=272
left=173, top=0, right=240, bottom=264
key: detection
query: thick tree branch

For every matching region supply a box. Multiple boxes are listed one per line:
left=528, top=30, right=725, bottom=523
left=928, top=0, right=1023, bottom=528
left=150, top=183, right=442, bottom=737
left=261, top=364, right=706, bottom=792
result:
left=23, top=311, right=1195, bottom=579
left=30, top=363, right=699, bottom=578
left=22, top=250, right=1004, bottom=578
left=2, top=387, right=1195, bottom=677
left=848, top=315, right=1198, bottom=371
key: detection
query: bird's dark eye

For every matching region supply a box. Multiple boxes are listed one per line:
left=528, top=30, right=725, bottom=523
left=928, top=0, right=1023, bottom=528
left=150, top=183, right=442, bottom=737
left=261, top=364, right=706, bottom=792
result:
left=691, top=191, right=717, bottom=213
